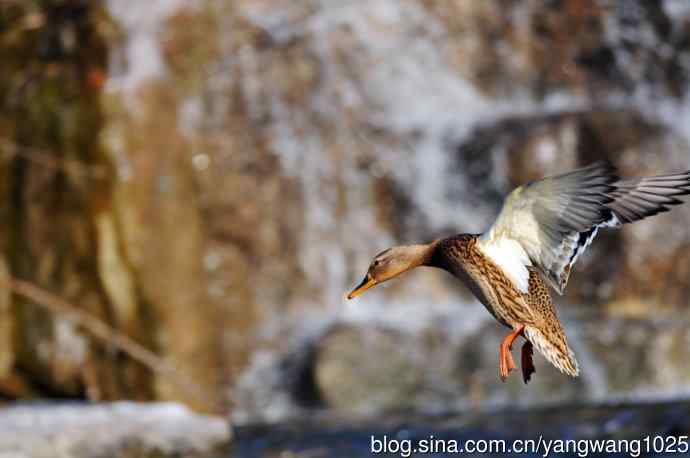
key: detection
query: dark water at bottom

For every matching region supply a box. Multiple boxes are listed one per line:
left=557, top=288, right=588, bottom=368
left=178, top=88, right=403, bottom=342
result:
left=232, top=400, right=690, bottom=457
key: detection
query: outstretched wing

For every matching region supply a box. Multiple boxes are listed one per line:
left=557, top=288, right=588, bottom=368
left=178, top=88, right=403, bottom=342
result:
left=480, top=162, right=690, bottom=295
left=606, top=173, right=690, bottom=224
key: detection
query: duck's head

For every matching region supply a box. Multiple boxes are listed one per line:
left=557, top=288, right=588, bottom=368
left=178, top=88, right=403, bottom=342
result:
left=347, top=244, right=434, bottom=300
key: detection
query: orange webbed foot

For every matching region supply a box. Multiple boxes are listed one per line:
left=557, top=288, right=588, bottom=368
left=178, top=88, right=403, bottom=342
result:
left=499, top=343, right=513, bottom=381
left=521, top=340, right=535, bottom=384
left=499, top=325, right=524, bottom=382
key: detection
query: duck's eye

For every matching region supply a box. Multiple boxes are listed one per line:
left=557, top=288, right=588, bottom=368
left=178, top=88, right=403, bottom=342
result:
left=373, top=260, right=381, bottom=267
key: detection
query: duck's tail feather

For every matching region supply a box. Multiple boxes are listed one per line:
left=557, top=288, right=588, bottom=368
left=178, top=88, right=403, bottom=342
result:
left=524, top=326, right=579, bottom=377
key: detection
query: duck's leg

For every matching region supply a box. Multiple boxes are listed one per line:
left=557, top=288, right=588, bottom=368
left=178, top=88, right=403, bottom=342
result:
left=521, top=340, right=535, bottom=384
left=499, top=324, right=525, bottom=381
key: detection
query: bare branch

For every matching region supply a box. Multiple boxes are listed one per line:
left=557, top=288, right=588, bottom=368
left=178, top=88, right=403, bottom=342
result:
left=4, top=277, right=220, bottom=413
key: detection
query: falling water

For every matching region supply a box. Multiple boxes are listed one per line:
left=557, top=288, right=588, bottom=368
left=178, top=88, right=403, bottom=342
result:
left=106, top=0, right=690, bottom=423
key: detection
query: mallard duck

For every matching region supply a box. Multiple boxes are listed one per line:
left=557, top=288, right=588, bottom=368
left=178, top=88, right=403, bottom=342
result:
left=347, top=162, right=690, bottom=383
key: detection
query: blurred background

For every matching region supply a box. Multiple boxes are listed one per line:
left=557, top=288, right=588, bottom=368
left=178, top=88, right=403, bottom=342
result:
left=3, top=0, right=690, bottom=454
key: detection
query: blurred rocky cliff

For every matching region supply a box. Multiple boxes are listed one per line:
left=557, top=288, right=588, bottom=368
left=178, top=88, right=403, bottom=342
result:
left=1, top=0, right=690, bottom=418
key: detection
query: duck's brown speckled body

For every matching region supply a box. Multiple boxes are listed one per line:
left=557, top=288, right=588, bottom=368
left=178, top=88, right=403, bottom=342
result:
left=348, top=162, right=690, bottom=383
left=430, top=234, right=577, bottom=381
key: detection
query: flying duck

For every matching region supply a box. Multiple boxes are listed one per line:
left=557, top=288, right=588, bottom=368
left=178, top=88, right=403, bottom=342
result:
left=347, top=161, right=690, bottom=383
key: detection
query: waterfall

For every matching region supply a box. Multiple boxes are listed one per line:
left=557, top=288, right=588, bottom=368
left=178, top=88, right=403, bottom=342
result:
left=105, top=0, right=690, bottom=423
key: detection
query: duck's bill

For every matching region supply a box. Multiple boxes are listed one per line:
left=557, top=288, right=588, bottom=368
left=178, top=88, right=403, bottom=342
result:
left=347, top=275, right=377, bottom=299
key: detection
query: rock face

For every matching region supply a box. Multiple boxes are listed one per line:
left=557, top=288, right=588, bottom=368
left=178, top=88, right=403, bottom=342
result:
left=308, top=314, right=690, bottom=415
left=0, top=0, right=154, bottom=404
left=2, top=0, right=690, bottom=423
left=0, top=402, right=231, bottom=458
left=0, top=1, right=234, bottom=411
left=424, top=0, right=690, bottom=98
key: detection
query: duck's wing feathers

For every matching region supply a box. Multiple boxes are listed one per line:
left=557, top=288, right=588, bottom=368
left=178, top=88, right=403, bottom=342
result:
left=481, top=162, right=690, bottom=295
left=606, top=173, right=690, bottom=224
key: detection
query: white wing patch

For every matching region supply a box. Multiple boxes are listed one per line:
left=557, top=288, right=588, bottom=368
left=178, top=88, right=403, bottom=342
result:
left=477, top=236, right=532, bottom=293
left=480, top=163, right=690, bottom=295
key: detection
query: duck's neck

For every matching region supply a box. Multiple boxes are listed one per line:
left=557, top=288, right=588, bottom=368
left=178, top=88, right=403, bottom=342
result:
left=413, top=239, right=442, bottom=267
left=425, top=233, right=478, bottom=272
